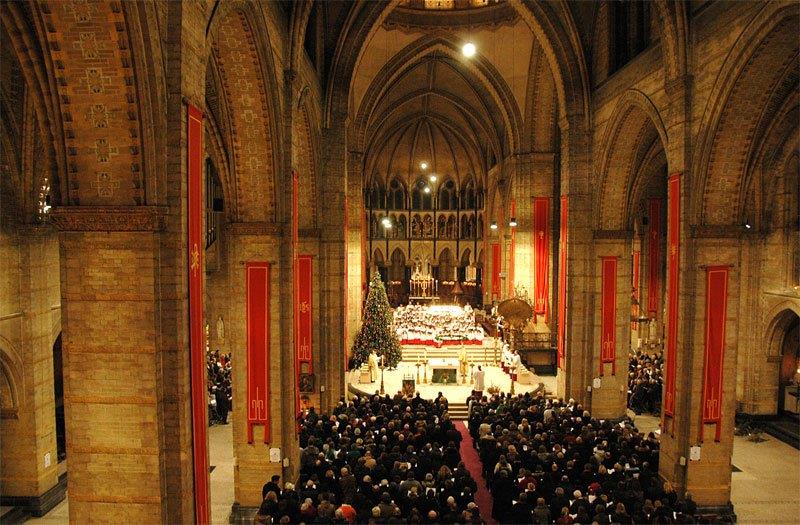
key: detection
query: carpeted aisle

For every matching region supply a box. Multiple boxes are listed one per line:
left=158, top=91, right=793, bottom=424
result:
left=457, top=421, right=497, bottom=525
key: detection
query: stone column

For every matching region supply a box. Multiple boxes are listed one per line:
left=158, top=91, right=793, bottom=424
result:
left=557, top=117, right=593, bottom=405
left=0, top=226, right=64, bottom=516
left=345, top=151, right=365, bottom=358
left=318, top=114, right=348, bottom=408
left=590, top=234, right=632, bottom=419
left=226, top=224, right=292, bottom=509
left=50, top=207, right=171, bottom=523
left=659, top=234, right=740, bottom=511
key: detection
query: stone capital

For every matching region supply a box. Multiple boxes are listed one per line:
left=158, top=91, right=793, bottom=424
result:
left=49, top=206, right=167, bottom=232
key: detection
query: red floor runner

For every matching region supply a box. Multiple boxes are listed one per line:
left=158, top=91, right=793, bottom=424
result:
left=457, top=421, right=497, bottom=525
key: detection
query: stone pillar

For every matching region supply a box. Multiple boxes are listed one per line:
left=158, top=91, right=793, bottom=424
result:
left=0, top=226, right=64, bottom=516
left=557, top=117, right=593, bottom=405
left=318, top=115, right=348, bottom=408
left=659, top=234, right=740, bottom=511
left=590, top=234, right=632, bottom=419
left=50, top=207, right=172, bottom=523
left=226, top=224, right=293, bottom=508
left=345, top=152, right=365, bottom=358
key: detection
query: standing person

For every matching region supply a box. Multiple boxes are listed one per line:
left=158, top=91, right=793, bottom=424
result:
left=458, top=345, right=468, bottom=383
left=215, top=385, right=230, bottom=424
left=512, top=350, right=523, bottom=383
left=368, top=350, right=379, bottom=383
left=472, top=366, right=485, bottom=397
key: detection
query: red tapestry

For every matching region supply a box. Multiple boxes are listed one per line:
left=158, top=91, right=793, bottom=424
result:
left=600, top=257, right=617, bottom=376
left=632, top=250, right=641, bottom=330
left=557, top=197, right=568, bottom=370
left=664, top=175, right=680, bottom=418
left=508, top=200, right=516, bottom=297
left=491, top=243, right=501, bottom=299
left=533, top=198, right=550, bottom=318
left=187, top=104, right=209, bottom=524
left=701, top=266, right=729, bottom=442
left=246, top=262, right=270, bottom=444
left=297, top=255, right=313, bottom=366
left=647, top=199, right=661, bottom=316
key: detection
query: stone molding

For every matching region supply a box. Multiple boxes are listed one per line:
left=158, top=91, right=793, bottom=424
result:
left=593, top=229, right=634, bottom=240
left=226, top=221, right=282, bottom=236
left=49, top=206, right=167, bottom=232
left=385, top=3, right=518, bottom=31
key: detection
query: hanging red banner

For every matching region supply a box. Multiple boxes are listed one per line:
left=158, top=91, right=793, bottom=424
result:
left=632, top=250, right=641, bottom=331
left=700, top=266, right=729, bottom=442
left=647, top=199, right=661, bottom=316
left=187, top=104, right=209, bottom=525
left=246, top=262, right=270, bottom=443
left=664, top=175, right=680, bottom=418
left=491, top=242, right=501, bottom=299
left=600, top=257, right=618, bottom=376
left=508, top=200, right=516, bottom=297
left=291, top=171, right=300, bottom=417
left=557, top=197, right=568, bottom=370
left=533, top=198, right=550, bottom=319
left=297, top=255, right=313, bottom=366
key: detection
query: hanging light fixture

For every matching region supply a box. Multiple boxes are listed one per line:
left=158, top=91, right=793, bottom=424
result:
left=490, top=220, right=498, bottom=230
left=429, top=174, right=437, bottom=183
left=420, top=161, right=429, bottom=170
left=462, top=42, right=477, bottom=58
left=423, top=186, right=431, bottom=194
left=382, top=217, right=392, bottom=229
left=509, top=217, right=517, bottom=228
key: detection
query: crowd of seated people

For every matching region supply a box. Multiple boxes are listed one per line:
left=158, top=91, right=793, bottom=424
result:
left=468, top=392, right=700, bottom=524
left=257, top=393, right=484, bottom=524
left=207, top=350, right=231, bottom=425
left=628, top=351, right=663, bottom=416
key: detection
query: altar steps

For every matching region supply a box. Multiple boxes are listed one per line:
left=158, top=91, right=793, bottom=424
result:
left=401, top=346, right=498, bottom=366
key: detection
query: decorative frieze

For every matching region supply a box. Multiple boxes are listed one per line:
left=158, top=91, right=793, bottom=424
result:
left=49, top=206, right=166, bottom=231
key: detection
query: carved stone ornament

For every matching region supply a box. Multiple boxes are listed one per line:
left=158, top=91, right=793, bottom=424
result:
left=226, top=221, right=282, bottom=236
left=49, top=206, right=167, bottom=232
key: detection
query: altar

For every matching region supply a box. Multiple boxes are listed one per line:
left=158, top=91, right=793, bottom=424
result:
left=428, top=358, right=458, bottom=384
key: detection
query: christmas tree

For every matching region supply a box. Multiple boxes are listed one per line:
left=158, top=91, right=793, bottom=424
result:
left=351, top=271, right=402, bottom=368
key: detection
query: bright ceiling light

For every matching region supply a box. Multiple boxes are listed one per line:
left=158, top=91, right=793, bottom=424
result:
left=420, top=161, right=428, bottom=170
left=381, top=217, right=392, bottom=228
left=429, top=174, right=437, bottom=183
left=462, top=42, right=477, bottom=58
left=509, top=217, right=517, bottom=228
left=490, top=220, right=498, bottom=230
left=423, top=186, right=431, bottom=194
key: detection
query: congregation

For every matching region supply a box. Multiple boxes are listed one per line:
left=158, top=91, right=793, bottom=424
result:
left=207, top=350, right=232, bottom=425
left=627, top=351, right=664, bottom=416
left=467, top=392, right=702, bottom=524
left=258, top=393, right=484, bottom=524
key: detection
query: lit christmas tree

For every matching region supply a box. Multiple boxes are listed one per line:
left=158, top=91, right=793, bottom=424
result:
left=351, top=271, right=402, bottom=368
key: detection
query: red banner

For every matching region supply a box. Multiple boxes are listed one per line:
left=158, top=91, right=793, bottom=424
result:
left=297, top=255, right=313, bottom=366
left=647, top=199, right=661, bottom=316
left=508, top=200, right=516, bottom=297
left=291, top=171, right=300, bottom=416
left=246, top=262, right=270, bottom=443
left=632, top=250, right=640, bottom=330
left=600, top=257, right=617, bottom=375
left=701, top=266, right=729, bottom=442
left=491, top=243, right=501, bottom=299
left=533, top=198, right=550, bottom=318
left=557, top=197, right=568, bottom=370
left=664, top=175, right=680, bottom=418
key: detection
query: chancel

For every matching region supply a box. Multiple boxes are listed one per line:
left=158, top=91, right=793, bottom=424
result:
left=0, top=1, right=798, bottom=524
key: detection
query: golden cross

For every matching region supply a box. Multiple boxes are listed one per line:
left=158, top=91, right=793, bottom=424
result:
left=190, top=243, right=200, bottom=274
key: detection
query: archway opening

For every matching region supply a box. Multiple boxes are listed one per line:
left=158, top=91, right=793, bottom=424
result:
left=773, top=310, right=800, bottom=414
left=52, top=333, right=65, bottom=463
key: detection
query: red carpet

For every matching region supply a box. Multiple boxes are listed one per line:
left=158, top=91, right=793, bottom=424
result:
left=457, top=421, right=497, bottom=525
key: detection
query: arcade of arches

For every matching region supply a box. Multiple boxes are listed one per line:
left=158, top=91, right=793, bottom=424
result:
left=0, top=0, right=798, bottom=523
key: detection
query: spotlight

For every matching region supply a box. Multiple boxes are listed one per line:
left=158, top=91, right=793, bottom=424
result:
left=509, top=217, right=517, bottom=228
left=420, top=161, right=428, bottom=170
left=462, top=42, right=476, bottom=58
left=381, top=217, right=392, bottom=229
left=490, top=220, right=498, bottom=230
left=429, top=174, right=437, bottom=183
left=423, top=186, right=431, bottom=194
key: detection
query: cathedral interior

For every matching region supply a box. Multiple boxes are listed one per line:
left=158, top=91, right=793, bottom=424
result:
left=0, top=0, right=798, bottom=523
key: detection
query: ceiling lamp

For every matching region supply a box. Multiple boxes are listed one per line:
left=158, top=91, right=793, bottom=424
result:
left=420, top=161, right=428, bottom=170
left=509, top=217, right=517, bottom=228
left=490, top=220, right=498, bottom=230
left=423, top=186, right=431, bottom=194
left=429, top=174, right=437, bottom=183
left=462, top=42, right=477, bottom=58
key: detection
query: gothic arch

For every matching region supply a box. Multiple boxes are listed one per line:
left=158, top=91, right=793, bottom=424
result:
left=208, top=6, right=282, bottom=222
left=523, top=41, right=559, bottom=153
left=294, top=90, right=321, bottom=230
left=0, top=335, right=23, bottom=418
left=694, top=3, right=799, bottom=226
left=596, top=90, right=669, bottom=230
